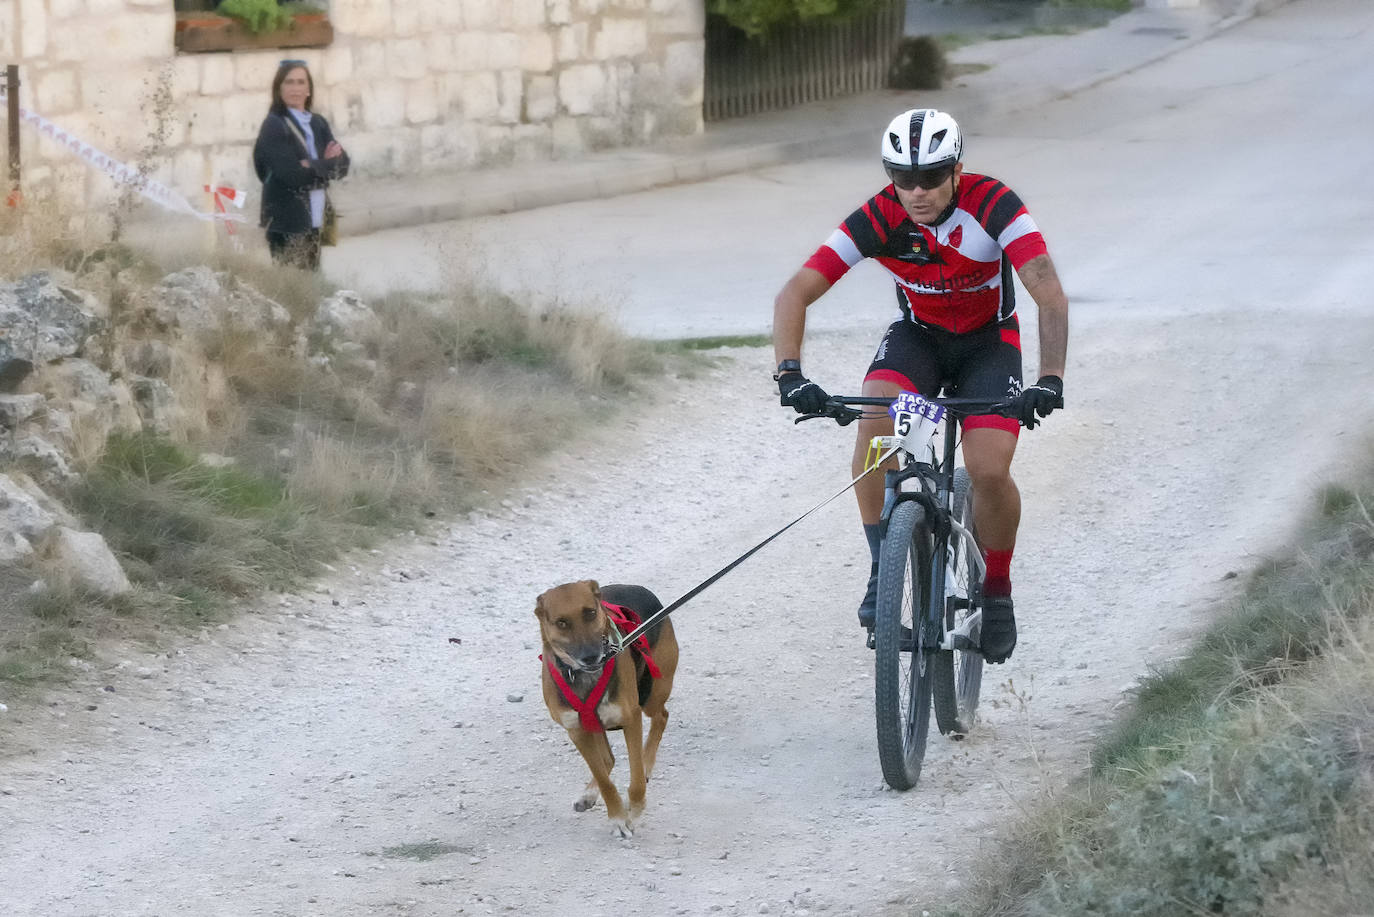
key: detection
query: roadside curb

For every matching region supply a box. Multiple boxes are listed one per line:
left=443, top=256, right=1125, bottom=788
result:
left=342, top=131, right=866, bottom=235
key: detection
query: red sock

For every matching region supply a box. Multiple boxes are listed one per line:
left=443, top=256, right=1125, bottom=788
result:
left=984, top=549, right=1013, bottom=597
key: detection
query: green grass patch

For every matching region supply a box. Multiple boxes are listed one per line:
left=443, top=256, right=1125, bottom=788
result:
left=1319, top=482, right=1357, bottom=516
left=0, top=568, right=197, bottom=686
left=654, top=333, right=772, bottom=352
left=65, top=433, right=342, bottom=601
left=380, top=841, right=466, bottom=862
left=98, top=433, right=285, bottom=511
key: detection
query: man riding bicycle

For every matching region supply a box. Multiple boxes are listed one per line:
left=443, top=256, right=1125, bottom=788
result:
left=771, top=108, right=1069, bottom=664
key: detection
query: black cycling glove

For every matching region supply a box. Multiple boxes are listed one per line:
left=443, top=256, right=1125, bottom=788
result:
left=777, top=372, right=830, bottom=415
left=1019, top=375, right=1063, bottom=430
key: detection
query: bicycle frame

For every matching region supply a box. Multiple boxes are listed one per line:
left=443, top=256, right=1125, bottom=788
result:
left=836, top=395, right=998, bottom=653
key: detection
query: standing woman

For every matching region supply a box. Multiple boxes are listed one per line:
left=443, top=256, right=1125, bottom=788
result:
left=252, top=60, right=349, bottom=270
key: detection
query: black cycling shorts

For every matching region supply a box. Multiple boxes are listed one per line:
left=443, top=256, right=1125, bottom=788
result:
left=864, top=315, right=1023, bottom=435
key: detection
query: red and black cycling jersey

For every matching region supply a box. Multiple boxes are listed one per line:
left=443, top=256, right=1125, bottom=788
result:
left=803, top=173, right=1048, bottom=334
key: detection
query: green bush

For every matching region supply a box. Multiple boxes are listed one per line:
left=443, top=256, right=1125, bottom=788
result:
left=1034, top=730, right=1354, bottom=916
left=709, top=0, right=888, bottom=38
left=888, top=35, right=946, bottom=90
left=216, top=0, right=294, bottom=34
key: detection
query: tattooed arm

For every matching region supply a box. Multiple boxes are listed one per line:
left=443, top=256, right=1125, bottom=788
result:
left=1017, top=253, right=1069, bottom=379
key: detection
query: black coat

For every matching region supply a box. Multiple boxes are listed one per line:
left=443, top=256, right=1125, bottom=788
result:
left=252, top=110, right=350, bottom=236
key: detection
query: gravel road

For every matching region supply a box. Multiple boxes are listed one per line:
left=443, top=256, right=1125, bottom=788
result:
left=3, top=297, right=1373, bottom=916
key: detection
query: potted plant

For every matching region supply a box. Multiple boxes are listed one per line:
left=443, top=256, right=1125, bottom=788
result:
left=175, top=1, right=333, bottom=54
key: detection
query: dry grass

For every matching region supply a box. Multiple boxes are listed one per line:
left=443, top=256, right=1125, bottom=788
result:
left=117, top=219, right=332, bottom=324
left=0, top=212, right=684, bottom=692
left=0, top=192, right=98, bottom=280
left=285, top=431, right=437, bottom=522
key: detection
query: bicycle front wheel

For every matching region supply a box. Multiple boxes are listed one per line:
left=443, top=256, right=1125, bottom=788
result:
left=933, top=467, right=984, bottom=736
left=873, top=499, right=935, bottom=791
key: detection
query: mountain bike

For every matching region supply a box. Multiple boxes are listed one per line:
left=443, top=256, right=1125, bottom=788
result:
left=800, top=391, right=1031, bottom=791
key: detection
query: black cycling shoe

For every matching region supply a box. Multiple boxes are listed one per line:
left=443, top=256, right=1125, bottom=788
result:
left=856, top=565, right=879, bottom=629
left=980, top=595, right=1017, bottom=663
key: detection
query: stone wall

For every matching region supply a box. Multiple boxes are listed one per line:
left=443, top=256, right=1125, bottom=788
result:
left=0, top=0, right=705, bottom=215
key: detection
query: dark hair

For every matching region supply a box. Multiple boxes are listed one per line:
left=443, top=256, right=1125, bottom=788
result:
left=269, top=61, right=313, bottom=115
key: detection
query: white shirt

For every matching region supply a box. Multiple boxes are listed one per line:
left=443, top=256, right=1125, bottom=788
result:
left=287, top=107, right=326, bottom=230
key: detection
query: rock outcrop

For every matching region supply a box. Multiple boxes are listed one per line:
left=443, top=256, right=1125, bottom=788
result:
left=0, top=266, right=383, bottom=601
left=0, top=273, right=102, bottom=391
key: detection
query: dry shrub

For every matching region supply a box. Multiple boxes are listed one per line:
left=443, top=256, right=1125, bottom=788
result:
left=375, top=293, right=464, bottom=382
left=62, top=398, right=135, bottom=473
left=0, top=192, right=99, bottom=280
left=420, top=369, right=580, bottom=480
left=204, top=325, right=307, bottom=403
left=1267, top=782, right=1374, bottom=917
left=285, top=430, right=439, bottom=522
left=381, top=286, right=653, bottom=387
left=204, top=249, right=331, bottom=326
left=124, top=221, right=330, bottom=324
left=534, top=302, right=651, bottom=389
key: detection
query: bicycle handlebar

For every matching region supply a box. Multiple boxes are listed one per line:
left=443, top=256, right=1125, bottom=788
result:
left=794, top=393, right=1052, bottom=427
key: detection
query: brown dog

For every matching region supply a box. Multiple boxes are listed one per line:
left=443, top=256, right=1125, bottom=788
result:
left=535, top=580, right=678, bottom=837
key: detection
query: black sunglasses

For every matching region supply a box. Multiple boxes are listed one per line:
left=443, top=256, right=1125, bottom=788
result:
left=280, top=59, right=307, bottom=67
left=887, top=165, right=955, bottom=191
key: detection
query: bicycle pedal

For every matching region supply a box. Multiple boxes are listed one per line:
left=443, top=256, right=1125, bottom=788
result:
left=946, top=633, right=980, bottom=653
left=942, top=610, right=981, bottom=653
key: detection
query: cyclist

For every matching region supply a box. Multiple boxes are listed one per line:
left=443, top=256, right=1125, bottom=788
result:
left=771, top=108, right=1068, bottom=664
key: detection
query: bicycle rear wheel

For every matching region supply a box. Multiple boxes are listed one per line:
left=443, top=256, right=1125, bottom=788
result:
left=873, top=499, right=935, bottom=791
left=933, top=467, right=984, bottom=736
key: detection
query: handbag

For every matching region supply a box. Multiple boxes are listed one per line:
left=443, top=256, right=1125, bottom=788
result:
left=282, top=114, right=341, bottom=245
left=321, top=195, right=339, bottom=247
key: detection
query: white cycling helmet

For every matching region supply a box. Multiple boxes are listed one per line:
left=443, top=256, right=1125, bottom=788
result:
left=881, top=108, right=962, bottom=173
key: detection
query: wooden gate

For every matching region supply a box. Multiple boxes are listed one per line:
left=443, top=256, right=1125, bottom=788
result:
left=704, top=1, right=906, bottom=122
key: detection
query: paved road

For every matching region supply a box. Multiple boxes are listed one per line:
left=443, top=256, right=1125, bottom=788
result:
left=326, top=0, right=1361, bottom=343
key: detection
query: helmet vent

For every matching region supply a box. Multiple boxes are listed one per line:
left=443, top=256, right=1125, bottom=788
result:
left=928, top=129, right=947, bottom=154
left=889, top=132, right=903, bottom=154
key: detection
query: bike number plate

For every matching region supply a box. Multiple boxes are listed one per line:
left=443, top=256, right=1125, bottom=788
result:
left=889, top=391, right=945, bottom=451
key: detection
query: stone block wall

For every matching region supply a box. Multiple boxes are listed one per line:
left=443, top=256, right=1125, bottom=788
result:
left=0, top=0, right=705, bottom=217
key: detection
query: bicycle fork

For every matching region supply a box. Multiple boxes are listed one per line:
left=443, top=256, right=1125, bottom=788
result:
left=941, top=510, right=986, bottom=653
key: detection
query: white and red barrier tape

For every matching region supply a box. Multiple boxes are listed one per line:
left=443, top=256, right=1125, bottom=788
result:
left=204, top=184, right=246, bottom=234
left=1, top=84, right=246, bottom=224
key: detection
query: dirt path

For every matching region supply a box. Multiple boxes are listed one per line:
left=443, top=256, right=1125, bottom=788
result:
left=3, top=298, right=1372, bottom=916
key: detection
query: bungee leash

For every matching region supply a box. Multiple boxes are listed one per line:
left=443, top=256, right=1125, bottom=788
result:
left=601, top=441, right=898, bottom=664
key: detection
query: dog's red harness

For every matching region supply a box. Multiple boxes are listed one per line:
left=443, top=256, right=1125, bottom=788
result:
left=543, top=601, right=661, bottom=733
